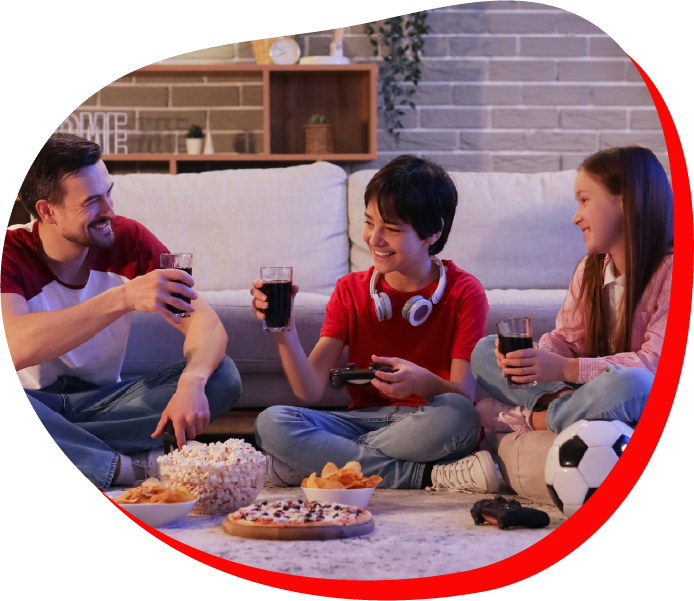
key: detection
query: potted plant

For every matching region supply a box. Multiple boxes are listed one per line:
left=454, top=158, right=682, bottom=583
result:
left=365, top=12, right=430, bottom=144
left=305, top=114, right=334, bottom=154
left=186, top=124, right=204, bottom=154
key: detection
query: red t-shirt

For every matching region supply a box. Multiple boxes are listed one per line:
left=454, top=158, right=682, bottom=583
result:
left=1, top=216, right=168, bottom=389
left=320, top=260, right=488, bottom=410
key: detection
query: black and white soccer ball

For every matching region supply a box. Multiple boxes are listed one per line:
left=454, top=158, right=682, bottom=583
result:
left=545, top=419, right=633, bottom=517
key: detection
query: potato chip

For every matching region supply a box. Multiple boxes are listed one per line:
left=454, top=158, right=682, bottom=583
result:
left=303, top=461, right=382, bottom=490
left=112, top=478, right=196, bottom=504
left=321, top=462, right=339, bottom=479
left=343, top=461, right=363, bottom=476
left=348, top=481, right=366, bottom=489
left=363, top=475, right=383, bottom=488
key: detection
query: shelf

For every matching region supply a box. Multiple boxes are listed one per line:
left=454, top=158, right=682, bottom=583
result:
left=101, top=63, right=378, bottom=174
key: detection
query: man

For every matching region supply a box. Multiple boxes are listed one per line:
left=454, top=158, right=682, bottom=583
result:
left=1, top=133, right=242, bottom=489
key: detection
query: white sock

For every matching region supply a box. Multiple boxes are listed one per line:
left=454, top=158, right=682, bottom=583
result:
left=113, top=454, right=135, bottom=486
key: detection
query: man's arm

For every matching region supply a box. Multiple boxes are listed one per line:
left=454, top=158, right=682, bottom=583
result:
left=151, top=296, right=229, bottom=448
left=1, top=269, right=196, bottom=372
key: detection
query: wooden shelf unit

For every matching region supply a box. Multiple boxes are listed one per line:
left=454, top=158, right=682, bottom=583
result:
left=101, top=64, right=378, bottom=174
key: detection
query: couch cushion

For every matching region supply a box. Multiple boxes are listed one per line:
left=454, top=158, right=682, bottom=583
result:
left=111, top=162, right=349, bottom=297
left=348, top=169, right=586, bottom=290
left=485, top=289, right=567, bottom=341
left=121, top=290, right=332, bottom=376
left=122, top=288, right=566, bottom=402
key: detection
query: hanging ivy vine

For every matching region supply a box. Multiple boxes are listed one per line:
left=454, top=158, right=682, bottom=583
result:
left=365, top=12, right=430, bottom=144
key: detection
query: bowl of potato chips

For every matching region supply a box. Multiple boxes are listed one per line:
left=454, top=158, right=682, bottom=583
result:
left=301, top=461, right=382, bottom=508
left=106, top=478, right=198, bottom=528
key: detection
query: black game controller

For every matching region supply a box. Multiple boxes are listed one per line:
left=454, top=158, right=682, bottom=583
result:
left=163, top=420, right=177, bottom=454
left=329, top=362, right=397, bottom=391
left=471, top=496, right=550, bottom=530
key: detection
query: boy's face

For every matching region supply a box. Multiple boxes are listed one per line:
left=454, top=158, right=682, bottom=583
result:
left=363, top=200, right=434, bottom=275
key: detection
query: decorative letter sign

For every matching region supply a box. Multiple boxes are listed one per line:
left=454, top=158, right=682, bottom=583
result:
left=57, top=112, right=128, bottom=154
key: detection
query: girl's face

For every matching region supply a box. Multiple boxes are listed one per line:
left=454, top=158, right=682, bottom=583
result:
left=573, top=169, right=624, bottom=255
left=362, top=200, right=438, bottom=276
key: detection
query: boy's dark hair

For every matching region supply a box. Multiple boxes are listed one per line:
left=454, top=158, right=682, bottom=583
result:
left=18, top=133, right=102, bottom=220
left=364, top=155, right=457, bottom=256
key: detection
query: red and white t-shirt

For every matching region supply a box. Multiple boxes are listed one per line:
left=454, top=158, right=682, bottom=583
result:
left=1, top=217, right=168, bottom=390
left=321, top=260, right=489, bottom=410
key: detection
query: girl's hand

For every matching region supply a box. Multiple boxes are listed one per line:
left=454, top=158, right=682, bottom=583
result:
left=369, top=354, right=430, bottom=399
left=250, top=279, right=300, bottom=332
left=501, top=347, right=572, bottom=384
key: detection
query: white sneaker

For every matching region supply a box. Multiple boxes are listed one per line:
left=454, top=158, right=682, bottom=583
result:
left=264, top=454, right=310, bottom=488
left=429, top=450, right=500, bottom=493
left=130, top=448, right=166, bottom=486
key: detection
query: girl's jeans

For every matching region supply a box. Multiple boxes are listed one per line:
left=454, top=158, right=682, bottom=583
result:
left=470, top=335, right=653, bottom=433
left=25, top=356, right=241, bottom=490
left=255, top=393, right=481, bottom=489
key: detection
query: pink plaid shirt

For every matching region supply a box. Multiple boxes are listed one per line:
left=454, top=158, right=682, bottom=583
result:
left=539, top=254, right=673, bottom=384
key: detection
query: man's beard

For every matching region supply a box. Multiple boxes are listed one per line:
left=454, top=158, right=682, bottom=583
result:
left=62, top=219, right=115, bottom=249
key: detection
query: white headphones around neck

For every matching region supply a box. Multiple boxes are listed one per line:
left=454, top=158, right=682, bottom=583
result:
left=370, top=256, right=446, bottom=327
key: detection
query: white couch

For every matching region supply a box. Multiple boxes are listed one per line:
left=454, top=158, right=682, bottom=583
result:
left=112, top=162, right=586, bottom=408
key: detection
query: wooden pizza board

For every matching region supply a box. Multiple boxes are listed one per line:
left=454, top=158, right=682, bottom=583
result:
left=222, top=515, right=375, bottom=540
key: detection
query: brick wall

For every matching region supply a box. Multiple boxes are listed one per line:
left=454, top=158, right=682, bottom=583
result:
left=68, top=1, right=668, bottom=176
left=65, top=73, right=264, bottom=161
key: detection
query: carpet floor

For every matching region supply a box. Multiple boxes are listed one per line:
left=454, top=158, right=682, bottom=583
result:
left=155, top=486, right=566, bottom=579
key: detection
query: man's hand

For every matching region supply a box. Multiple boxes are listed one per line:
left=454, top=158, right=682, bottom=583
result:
left=500, top=345, right=575, bottom=384
left=151, top=376, right=210, bottom=449
left=123, top=269, right=197, bottom=326
left=369, top=354, right=432, bottom=399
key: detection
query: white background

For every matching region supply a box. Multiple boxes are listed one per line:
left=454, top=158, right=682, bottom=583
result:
left=0, top=1, right=691, bottom=599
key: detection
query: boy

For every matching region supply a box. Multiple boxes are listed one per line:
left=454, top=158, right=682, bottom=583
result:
left=250, top=155, right=497, bottom=491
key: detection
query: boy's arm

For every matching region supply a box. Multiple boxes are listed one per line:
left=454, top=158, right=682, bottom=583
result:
left=275, top=334, right=346, bottom=404
left=251, top=279, right=345, bottom=404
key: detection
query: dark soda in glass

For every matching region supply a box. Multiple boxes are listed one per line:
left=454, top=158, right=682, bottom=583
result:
left=498, top=333, right=534, bottom=388
left=166, top=267, right=193, bottom=316
left=261, top=280, right=292, bottom=330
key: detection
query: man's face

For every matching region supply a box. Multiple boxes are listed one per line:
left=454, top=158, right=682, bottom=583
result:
left=53, top=160, right=116, bottom=249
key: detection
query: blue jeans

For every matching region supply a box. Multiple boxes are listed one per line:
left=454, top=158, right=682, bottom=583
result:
left=470, top=335, right=653, bottom=433
left=25, top=356, right=242, bottom=490
left=254, top=393, right=480, bottom=489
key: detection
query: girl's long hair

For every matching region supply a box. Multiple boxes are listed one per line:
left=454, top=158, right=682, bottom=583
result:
left=576, top=145, right=673, bottom=357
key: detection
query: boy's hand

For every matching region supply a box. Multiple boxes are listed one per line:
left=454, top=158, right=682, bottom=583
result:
left=369, top=354, right=430, bottom=399
left=250, top=280, right=300, bottom=333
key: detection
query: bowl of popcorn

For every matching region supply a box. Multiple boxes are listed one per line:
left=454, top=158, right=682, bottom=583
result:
left=158, top=439, right=266, bottom=516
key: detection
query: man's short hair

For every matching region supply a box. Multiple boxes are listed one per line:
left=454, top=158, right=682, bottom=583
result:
left=364, top=155, right=458, bottom=256
left=18, top=133, right=102, bottom=220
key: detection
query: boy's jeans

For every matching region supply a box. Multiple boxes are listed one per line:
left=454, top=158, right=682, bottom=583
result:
left=255, top=393, right=481, bottom=489
left=470, top=335, right=653, bottom=433
left=25, top=356, right=241, bottom=489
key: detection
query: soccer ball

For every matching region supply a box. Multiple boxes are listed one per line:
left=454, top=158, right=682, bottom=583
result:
left=545, top=419, right=633, bottom=517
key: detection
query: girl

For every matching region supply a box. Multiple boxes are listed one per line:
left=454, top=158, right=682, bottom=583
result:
left=250, top=155, right=498, bottom=491
left=471, top=145, right=673, bottom=436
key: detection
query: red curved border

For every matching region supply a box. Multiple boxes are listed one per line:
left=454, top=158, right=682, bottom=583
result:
left=107, top=56, right=692, bottom=598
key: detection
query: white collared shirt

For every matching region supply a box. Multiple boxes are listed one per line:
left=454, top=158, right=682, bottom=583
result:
left=604, top=254, right=625, bottom=328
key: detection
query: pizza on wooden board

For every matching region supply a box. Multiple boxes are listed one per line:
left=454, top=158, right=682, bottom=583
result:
left=227, top=499, right=372, bottom=528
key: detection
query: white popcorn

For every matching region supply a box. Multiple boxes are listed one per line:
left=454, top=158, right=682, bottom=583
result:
left=157, top=438, right=267, bottom=516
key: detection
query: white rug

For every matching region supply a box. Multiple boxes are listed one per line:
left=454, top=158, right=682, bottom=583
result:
left=156, top=487, right=566, bottom=579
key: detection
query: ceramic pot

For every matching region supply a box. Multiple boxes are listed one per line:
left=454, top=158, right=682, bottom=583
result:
left=186, top=138, right=204, bottom=154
